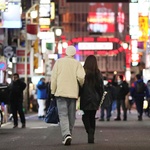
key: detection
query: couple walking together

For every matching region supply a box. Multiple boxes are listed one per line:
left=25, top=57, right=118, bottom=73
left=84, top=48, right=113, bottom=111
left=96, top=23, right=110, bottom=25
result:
left=51, top=45, right=104, bottom=145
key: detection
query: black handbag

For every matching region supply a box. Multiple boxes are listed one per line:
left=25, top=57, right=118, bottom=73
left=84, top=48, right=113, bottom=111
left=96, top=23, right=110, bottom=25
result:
left=45, top=98, right=59, bottom=124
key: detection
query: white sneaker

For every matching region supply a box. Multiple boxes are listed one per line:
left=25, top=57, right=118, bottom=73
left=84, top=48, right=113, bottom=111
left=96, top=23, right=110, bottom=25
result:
left=62, top=135, right=72, bottom=145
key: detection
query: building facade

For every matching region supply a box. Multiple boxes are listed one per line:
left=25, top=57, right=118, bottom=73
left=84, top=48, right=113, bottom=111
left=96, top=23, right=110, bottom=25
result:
left=58, top=1, right=129, bottom=78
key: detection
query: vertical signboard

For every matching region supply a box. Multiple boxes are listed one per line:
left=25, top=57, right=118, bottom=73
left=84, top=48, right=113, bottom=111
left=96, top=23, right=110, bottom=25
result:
left=138, top=16, right=148, bottom=42
left=129, top=3, right=138, bottom=39
left=16, top=49, right=30, bottom=75
left=39, top=0, right=51, bottom=31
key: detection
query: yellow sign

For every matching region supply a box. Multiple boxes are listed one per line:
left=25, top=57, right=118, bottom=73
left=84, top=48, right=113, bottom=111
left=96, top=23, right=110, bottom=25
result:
left=0, top=0, right=6, bottom=10
left=51, top=2, right=55, bottom=20
left=138, top=16, right=148, bottom=42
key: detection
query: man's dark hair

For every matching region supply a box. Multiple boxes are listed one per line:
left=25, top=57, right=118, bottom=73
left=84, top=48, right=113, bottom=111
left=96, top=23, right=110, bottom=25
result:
left=13, top=73, right=19, bottom=78
left=136, top=74, right=141, bottom=80
left=119, top=75, right=123, bottom=80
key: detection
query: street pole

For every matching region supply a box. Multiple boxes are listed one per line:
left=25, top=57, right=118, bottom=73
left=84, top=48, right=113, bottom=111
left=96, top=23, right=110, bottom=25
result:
left=24, top=4, right=39, bottom=113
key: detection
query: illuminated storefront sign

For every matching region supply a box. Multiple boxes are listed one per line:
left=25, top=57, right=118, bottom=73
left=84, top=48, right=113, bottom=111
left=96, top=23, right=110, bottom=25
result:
left=0, top=1, right=21, bottom=28
left=138, top=16, right=148, bottom=42
left=40, top=0, right=51, bottom=3
left=87, top=3, right=115, bottom=33
left=39, top=0, right=51, bottom=31
left=78, top=42, right=113, bottom=50
left=0, top=0, right=6, bottom=10
left=131, top=39, right=140, bottom=66
left=66, top=0, right=131, bottom=2
left=65, top=37, right=125, bottom=56
left=129, top=3, right=139, bottom=39
left=38, top=31, right=54, bottom=40
left=117, top=3, right=125, bottom=33
left=39, top=18, right=50, bottom=25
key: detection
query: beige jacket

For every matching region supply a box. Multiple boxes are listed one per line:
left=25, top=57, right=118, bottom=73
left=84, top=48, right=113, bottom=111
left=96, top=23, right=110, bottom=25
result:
left=51, top=56, right=85, bottom=99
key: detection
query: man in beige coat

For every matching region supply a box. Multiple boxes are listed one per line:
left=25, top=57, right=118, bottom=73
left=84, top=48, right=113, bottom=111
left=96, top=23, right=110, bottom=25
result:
left=51, top=45, right=85, bottom=146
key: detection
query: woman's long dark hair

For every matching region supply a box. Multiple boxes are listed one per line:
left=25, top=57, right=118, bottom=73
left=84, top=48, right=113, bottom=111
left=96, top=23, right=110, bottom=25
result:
left=84, top=55, right=103, bottom=87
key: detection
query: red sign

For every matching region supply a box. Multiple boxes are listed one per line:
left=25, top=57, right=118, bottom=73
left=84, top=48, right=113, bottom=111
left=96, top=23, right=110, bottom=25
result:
left=16, top=64, right=30, bottom=75
left=67, top=37, right=124, bottom=56
left=16, top=49, right=30, bottom=75
left=87, top=3, right=115, bottom=33
left=26, top=24, right=38, bottom=35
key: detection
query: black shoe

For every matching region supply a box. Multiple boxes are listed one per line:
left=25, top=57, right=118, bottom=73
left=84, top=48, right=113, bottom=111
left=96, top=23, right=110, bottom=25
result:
left=22, top=124, right=26, bottom=128
left=138, top=116, right=142, bottom=121
left=107, top=118, right=110, bottom=121
left=13, top=125, right=18, bottom=128
left=123, top=118, right=127, bottom=121
left=99, top=118, right=104, bottom=121
left=114, top=118, right=121, bottom=121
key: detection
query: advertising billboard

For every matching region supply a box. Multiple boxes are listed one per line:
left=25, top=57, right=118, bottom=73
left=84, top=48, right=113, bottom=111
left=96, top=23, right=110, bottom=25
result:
left=87, top=3, right=115, bottom=33
left=0, top=1, right=21, bottom=28
left=66, top=0, right=130, bottom=2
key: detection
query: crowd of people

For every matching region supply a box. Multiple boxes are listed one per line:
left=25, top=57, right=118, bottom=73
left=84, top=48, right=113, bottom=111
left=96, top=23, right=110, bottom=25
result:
left=50, top=45, right=150, bottom=146
left=1, top=45, right=150, bottom=147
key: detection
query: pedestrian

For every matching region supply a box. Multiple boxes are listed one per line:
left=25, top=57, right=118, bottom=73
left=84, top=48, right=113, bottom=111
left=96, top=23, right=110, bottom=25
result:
left=36, top=77, right=48, bottom=119
left=80, top=55, right=104, bottom=144
left=130, top=74, right=149, bottom=121
left=114, top=75, right=129, bottom=121
left=146, top=80, right=150, bottom=117
left=8, top=73, right=26, bottom=128
left=99, top=78, right=115, bottom=121
left=45, top=80, right=51, bottom=112
left=51, top=45, right=85, bottom=146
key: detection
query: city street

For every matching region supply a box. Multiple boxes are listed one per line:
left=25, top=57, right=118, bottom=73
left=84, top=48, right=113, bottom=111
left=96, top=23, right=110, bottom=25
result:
left=0, top=109, right=150, bottom=150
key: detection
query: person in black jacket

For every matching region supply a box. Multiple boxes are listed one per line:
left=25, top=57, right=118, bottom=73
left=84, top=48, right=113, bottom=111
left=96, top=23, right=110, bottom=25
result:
left=80, top=55, right=104, bottom=144
left=114, top=75, right=129, bottom=121
left=99, top=78, right=115, bottom=121
left=130, top=74, right=149, bottom=121
left=8, top=73, right=26, bottom=128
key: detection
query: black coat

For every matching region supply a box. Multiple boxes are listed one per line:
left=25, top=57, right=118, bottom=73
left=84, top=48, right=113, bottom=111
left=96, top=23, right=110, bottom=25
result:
left=80, top=72, right=104, bottom=110
left=9, top=79, right=26, bottom=102
left=116, top=81, right=129, bottom=100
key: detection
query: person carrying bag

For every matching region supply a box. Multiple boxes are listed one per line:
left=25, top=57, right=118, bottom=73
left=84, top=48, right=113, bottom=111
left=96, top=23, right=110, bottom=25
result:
left=45, top=97, right=59, bottom=124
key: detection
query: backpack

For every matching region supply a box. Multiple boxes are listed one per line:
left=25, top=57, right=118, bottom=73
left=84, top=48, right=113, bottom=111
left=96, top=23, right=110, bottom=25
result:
left=135, top=82, right=145, bottom=94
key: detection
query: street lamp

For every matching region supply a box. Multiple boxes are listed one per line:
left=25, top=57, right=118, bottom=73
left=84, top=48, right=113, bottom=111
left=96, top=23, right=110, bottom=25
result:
left=50, top=26, right=64, bottom=55
left=50, top=26, right=64, bottom=36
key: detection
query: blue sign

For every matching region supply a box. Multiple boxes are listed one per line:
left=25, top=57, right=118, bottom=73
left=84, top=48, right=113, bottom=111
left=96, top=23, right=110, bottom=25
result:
left=0, top=62, right=6, bottom=71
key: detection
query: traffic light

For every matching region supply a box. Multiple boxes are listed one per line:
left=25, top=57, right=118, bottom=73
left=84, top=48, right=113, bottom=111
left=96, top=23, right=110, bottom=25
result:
left=33, top=39, right=39, bottom=69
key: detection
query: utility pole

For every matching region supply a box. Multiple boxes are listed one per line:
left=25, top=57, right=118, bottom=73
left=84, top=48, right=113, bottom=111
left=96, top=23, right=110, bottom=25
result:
left=24, top=4, right=39, bottom=113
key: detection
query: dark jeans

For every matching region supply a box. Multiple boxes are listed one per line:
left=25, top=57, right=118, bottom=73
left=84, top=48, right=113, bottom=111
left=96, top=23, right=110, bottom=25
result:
left=135, top=96, right=144, bottom=118
left=82, top=110, right=96, bottom=134
left=11, top=101, right=25, bottom=125
left=100, top=106, right=111, bottom=119
left=116, top=99, right=127, bottom=120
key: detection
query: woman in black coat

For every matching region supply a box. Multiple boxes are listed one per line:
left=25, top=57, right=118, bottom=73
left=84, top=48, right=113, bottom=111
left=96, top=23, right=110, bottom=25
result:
left=80, top=55, right=104, bottom=144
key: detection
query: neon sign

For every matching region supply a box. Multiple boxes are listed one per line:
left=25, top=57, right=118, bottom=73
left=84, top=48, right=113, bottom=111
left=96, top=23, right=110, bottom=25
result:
left=65, top=37, right=125, bottom=56
left=78, top=42, right=113, bottom=50
left=87, top=3, right=115, bottom=33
